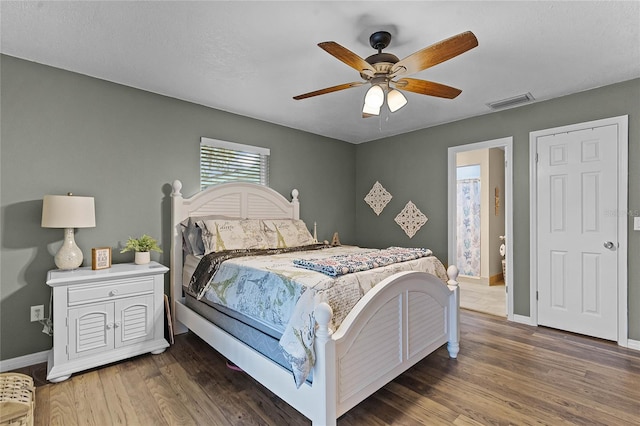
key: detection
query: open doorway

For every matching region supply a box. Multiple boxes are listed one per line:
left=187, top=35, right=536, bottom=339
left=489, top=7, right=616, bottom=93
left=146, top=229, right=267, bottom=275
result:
left=448, top=137, right=513, bottom=319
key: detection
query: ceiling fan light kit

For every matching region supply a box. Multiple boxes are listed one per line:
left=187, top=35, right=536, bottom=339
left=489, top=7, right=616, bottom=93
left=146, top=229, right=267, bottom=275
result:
left=362, top=84, right=407, bottom=117
left=387, top=89, right=408, bottom=112
left=364, top=84, right=385, bottom=108
left=294, top=30, right=479, bottom=118
left=362, top=101, right=381, bottom=117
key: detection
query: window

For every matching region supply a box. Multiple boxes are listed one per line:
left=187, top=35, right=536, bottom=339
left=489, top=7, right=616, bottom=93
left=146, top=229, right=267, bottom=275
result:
left=200, top=137, right=270, bottom=189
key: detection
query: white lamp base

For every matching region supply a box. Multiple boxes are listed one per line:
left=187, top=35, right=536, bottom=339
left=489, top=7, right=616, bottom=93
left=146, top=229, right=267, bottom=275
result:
left=55, top=228, right=83, bottom=270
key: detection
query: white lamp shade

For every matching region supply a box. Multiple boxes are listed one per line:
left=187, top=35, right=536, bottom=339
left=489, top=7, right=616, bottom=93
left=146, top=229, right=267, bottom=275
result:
left=42, top=195, right=96, bottom=228
left=364, top=85, right=385, bottom=108
left=387, top=89, right=408, bottom=112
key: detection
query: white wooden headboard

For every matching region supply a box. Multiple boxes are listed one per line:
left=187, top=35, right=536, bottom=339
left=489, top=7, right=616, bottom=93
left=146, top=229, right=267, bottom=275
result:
left=171, top=180, right=300, bottom=222
left=169, top=180, right=301, bottom=331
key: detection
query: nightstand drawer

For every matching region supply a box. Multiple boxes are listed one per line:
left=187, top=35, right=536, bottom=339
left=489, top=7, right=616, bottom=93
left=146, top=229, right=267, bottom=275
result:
left=67, top=276, right=154, bottom=305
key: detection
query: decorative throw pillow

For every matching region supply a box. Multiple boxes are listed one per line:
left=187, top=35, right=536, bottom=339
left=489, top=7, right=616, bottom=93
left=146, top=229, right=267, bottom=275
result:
left=261, top=219, right=315, bottom=248
left=181, top=215, right=234, bottom=256
left=200, top=219, right=269, bottom=254
left=180, top=217, right=201, bottom=255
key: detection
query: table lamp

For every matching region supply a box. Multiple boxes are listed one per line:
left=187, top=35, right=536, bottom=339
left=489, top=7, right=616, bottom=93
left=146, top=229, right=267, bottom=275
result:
left=41, top=193, right=96, bottom=270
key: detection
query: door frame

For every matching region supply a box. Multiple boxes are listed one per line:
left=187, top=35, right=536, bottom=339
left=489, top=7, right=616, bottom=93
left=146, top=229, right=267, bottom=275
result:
left=448, top=137, right=514, bottom=320
left=529, top=115, right=628, bottom=346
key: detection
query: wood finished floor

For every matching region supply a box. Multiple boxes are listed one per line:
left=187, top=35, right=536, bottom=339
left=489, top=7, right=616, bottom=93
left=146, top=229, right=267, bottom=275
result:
left=14, top=310, right=640, bottom=425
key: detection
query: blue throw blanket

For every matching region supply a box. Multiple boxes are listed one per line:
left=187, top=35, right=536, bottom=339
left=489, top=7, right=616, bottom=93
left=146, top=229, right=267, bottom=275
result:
left=293, top=246, right=432, bottom=276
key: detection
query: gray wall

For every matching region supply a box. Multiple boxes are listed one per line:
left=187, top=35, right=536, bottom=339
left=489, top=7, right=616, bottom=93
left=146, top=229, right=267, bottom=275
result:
left=2, top=54, right=638, bottom=362
left=355, top=78, right=640, bottom=338
left=0, top=55, right=356, bottom=360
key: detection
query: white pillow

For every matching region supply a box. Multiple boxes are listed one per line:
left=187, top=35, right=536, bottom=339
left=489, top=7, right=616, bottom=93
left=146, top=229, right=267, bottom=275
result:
left=200, top=219, right=269, bottom=254
left=261, top=219, right=315, bottom=248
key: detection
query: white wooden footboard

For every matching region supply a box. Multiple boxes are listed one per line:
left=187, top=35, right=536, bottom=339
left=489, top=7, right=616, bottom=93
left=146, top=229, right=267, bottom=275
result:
left=312, top=267, right=460, bottom=425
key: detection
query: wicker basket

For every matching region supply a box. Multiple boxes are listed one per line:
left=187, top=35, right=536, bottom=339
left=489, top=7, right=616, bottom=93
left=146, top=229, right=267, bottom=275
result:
left=0, top=373, right=35, bottom=426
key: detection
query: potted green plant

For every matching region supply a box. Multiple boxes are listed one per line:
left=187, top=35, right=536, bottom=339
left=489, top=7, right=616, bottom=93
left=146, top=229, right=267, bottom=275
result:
left=121, top=234, right=163, bottom=265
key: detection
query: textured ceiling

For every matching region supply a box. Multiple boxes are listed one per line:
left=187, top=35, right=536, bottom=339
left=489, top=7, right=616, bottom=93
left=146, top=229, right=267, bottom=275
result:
left=2, top=1, right=639, bottom=143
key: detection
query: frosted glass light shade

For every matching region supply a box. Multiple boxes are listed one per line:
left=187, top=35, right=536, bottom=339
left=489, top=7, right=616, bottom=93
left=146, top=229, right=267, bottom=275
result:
left=42, top=195, right=96, bottom=228
left=362, top=102, right=381, bottom=117
left=364, top=85, right=384, bottom=108
left=387, top=89, right=408, bottom=112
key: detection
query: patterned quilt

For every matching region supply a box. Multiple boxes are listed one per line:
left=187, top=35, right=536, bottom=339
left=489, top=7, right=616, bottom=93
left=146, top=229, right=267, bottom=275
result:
left=293, top=246, right=433, bottom=276
left=185, top=245, right=448, bottom=388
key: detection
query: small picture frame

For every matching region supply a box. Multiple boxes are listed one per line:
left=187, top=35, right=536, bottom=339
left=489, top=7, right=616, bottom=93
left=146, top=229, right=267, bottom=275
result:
left=92, top=247, right=112, bottom=270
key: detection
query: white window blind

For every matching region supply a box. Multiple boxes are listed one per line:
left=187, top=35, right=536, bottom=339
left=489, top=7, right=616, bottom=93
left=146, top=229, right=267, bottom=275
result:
left=200, top=137, right=270, bottom=189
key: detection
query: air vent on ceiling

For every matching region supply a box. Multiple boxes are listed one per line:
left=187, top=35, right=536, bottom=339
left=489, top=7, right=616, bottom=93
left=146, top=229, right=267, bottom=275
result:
left=487, top=92, right=535, bottom=110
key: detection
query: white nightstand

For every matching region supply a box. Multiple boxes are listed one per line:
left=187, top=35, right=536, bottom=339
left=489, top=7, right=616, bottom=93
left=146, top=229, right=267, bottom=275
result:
left=46, top=262, right=170, bottom=382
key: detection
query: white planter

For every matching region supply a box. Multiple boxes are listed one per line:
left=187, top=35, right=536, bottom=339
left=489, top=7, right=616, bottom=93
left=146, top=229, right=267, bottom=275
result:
left=135, top=251, right=151, bottom=265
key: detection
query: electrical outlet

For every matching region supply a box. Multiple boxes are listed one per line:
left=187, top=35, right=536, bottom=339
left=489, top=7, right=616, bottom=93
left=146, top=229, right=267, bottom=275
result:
left=634, top=216, right=640, bottom=231
left=30, top=305, right=44, bottom=322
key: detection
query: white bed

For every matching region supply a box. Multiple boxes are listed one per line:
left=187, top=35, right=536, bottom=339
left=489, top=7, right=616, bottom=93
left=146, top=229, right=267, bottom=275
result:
left=170, top=180, right=460, bottom=425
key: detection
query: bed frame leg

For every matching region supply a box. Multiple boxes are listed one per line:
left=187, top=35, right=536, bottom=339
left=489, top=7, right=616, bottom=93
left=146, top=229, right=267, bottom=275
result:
left=446, top=265, right=460, bottom=359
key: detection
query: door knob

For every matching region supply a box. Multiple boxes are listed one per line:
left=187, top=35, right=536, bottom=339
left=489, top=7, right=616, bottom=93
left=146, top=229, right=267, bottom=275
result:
left=603, top=241, right=615, bottom=249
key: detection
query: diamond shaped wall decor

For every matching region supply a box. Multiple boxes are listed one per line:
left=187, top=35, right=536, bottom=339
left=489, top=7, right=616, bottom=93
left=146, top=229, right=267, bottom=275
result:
left=364, top=181, right=392, bottom=216
left=394, top=201, right=428, bottom=238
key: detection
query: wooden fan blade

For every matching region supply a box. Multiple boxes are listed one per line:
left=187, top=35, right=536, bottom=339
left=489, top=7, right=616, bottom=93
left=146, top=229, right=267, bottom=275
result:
left=393, top=78, right=462, bottom=99
left=293, top=82, right=365, bottom=100
left=390, top=31, right=478, bottom=77
left=318, top=42, right=376, bottom=76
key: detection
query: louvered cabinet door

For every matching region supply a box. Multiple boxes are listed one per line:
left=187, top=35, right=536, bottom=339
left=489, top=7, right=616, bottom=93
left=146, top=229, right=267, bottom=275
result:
left=68, top=295, right=155, bottom=359
left=114, top=295, right=154, bottom=348
left=68, top=303, right=115, bottom=359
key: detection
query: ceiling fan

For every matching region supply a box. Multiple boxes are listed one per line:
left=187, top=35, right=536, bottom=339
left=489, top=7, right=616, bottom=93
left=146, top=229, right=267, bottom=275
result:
left=293, top=30, right=478, bottom=117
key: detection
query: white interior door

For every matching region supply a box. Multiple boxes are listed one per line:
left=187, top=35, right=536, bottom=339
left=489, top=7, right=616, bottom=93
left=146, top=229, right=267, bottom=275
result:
left=536, top=124, right=619, bottom=340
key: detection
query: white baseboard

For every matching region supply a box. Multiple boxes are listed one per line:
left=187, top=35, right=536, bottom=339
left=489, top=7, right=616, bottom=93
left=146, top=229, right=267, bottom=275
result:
left=512, top=314, right=534, bottom=325
left=627, top=339, right=640, bottom=351
left=0, top=350, right=49, bottom=373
